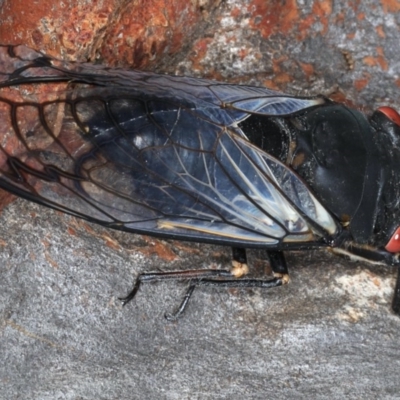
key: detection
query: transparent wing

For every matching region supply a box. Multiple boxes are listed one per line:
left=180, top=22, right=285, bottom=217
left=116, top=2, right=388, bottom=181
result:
left=0, top=45, right=338, bottom=246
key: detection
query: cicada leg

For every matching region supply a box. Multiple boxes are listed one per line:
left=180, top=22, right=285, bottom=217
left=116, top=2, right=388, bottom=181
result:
left=392, top=268, right=400, bottom=315
left=119, top=268, right=234, bottom=306
left=267, top=250, right=290, bottom=278
left=231, top=247, right=249, bottom=277
left=120, top=249, right=290, bottom=320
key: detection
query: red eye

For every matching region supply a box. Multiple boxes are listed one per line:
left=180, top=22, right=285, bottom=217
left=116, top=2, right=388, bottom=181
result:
left=385, top=227, right=400, bottom=253
left=377, top=106, right=400, bottom=127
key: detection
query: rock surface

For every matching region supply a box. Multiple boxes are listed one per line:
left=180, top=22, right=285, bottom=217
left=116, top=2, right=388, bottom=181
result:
left=1, top=1, right=400, bottom=399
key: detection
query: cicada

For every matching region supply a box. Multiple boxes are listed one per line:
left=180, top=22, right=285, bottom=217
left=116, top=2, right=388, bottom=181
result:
left=1, top=45, right=399, bottom=319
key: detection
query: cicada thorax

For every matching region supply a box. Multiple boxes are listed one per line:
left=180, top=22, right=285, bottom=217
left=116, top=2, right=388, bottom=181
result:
left=239, top=101, right=400, bottom=257
left=287, top=105, right=385, bottom=243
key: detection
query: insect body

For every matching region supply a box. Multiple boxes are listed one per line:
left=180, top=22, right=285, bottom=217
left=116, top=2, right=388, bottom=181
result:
left=0, top=44, right=399, bottom=319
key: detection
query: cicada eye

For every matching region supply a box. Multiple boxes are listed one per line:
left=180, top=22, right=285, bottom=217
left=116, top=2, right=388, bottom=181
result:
left=385, top=227, right=400, bottom=253
left=376, top=106, right=400, bottom=127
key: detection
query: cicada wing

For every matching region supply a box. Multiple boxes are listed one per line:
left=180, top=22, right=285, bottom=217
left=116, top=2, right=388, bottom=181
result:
left=0, top=45, right=324, bottom=123
left=0, top=44, right=338, bottom=247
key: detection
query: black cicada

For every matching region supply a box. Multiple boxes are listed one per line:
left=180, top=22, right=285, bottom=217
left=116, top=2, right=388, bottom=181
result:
left=1, top=45, right=400, bottom=319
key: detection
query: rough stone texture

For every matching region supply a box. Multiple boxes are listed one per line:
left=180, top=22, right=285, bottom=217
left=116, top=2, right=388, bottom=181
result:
left=1, top=200, right=400, bottom=399
left=0, top=0, right=117, bottom=60
left=1, top=1, right=400, bottom=399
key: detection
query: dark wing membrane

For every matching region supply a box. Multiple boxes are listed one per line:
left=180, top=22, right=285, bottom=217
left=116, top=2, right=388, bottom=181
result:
left=0, top=45, right=326, bottom=123
left=0, top=45, right=338, bottom=247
